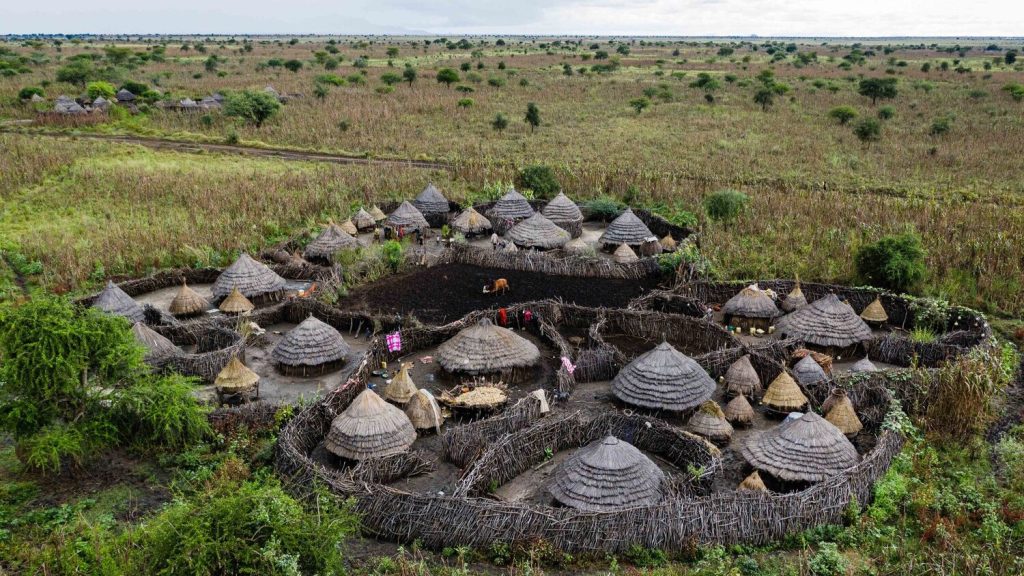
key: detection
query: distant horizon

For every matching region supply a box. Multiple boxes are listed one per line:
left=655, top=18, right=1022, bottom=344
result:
left=4, top=33, right=1024, bottom=40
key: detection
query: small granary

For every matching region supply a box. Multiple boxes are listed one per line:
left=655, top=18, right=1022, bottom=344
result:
left=781, top=281, right=808, bottom=312
left=611, top=341, right=715, bottom=412
left=304, top=222, right=361, bottom=262
left=405, top=389, right=444, bottom=433
left=219, top=287, right=254, bottom=315
left=792, top=355, right=829, bottom=386
left=740, top=411, right=859, bottom=483
left=599, top=208, right=655, bottom=249
left=724, top=354, right=762, bottom=398
left=541, top=192, right=584, bottom=238
left=435, top=318, right=541, bottom=377
left=722, top=284, right=781, bottom=330
left=412, top=182, right=451, bottom=221
left=352, top=208, right=376, bottom=232
left=724, top=393, right=755, bottom=426
left=688, top=401, right=734, bottom=443
left=860, top=297, right=889, bottom=326
left=506, top=213, right=571, bottom=250
left=92, top=96, right=110, bottom=111
left=563, top=237, right=592, bottom=255
left=612, top=243, right=639, bottom=264
left=271, top=316, right=351, bottom=375
left=132, top=322, right=180, bottom=365
left=822, top=388, right=863, bottom=437
left=324, top=389, right=417, bottom=460
left=487, top=188, right=535, bottom=233
left=548, top=435, right=665, bottom=512
left=738, top=470, right=768, bottom=492
left=215, top=356, right=260, bottom=398
left=369, top=205, right=387, bottom=222
left=774, top=293, right=873, bottom=351
left=385, top=201, right=431, bottom=231
left=761, top=371, right=808, bottom=413
left=451, top=207, right=492, bottom=236
left=340, top=219, right=359, bottom=236
left=382, top=363, right=417, bottom=405
left=211, top=253, right=287, bottom=302
left=850, top=357, right=880, bottom=373
left=659, top=234, right=678, bottom=253
left=93, top=280, right=146, bottom=323
left=116, top=88, right=136, bottom=103
left=169, top=280, right=209, bottom=318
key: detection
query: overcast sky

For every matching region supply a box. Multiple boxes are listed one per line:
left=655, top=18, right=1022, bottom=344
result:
left=4, top=0, right=1023, bottom=37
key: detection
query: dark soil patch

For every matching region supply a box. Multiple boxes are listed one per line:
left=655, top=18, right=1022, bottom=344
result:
left=347, top=264, right=661, bottom=324
left=602, top=331, right=716, bottom=360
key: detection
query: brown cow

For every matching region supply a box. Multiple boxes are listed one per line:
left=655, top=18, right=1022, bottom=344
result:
left=483, top=278, right=509, bottom=294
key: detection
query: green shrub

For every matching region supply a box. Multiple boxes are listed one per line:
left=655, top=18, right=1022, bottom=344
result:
left=108, top=373, right=211, bottom=450
left=878, top=105, right=896, bottom=120
left=382, top=240, right=403, bottom=272
left=853, top=117, right=882, bottom=142
left=224, top=90, right=281, bottom=128
left=624, top=545, right=667, bottom=568
left=315, top=73, right=346, bottom=86
left=929, top=116, right=952, bottom=136
left=515, top=164, right=560, bottom=198
left=582, top=196, right=624, bottom=221
left=86, top=81, right=115, bottom=100
left=18, top=86, right=43, bottom=99
left=853, top=231, right=926, bottom=293
left=828, top=105, right=857, bottom=124
left=809, top=542, right=848, bottom=576
left=703, top=189, right=749, bottom=223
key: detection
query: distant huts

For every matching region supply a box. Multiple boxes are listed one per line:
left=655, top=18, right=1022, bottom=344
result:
left=599, top=208, right=655, bottom=249
left=761, top=371, right=808, bottom=413
left=488, top=189, right=534, bottom=234
left=610, top=341, right=715, bottom=412
left=412, top=183, right=451, bottom=225
left=436, top=318, right=541, bottom=378
left=54, top=95, right=86, bottom=115
left=271, top=316, right=350, bottom=375
left=722, top=285, right=781, bottom=330
left=541, top=192, right=583, bottom=238
left=304, top=223, right=361, bottom=263
left=506, top=213, right=571, bottom=250
left=548, top=435, right=665, bottom=512
left=740, top=411, right=859, bottom=483
left=385, top=201, right=430, bottom=231
left=775, top=294, right=873, bottom=351
left=169, top=281, right=209, bottom=318
left=724, top=355, right=762, bottom=398
left=451, top=207, right=492, bottom=236
left=211, top=253, right=287, bottom=303
left=324, top=389, right=417, bottom=460
left=116, top=88, right=136, bottom=103
left=93, top=281, right=146, bottom=323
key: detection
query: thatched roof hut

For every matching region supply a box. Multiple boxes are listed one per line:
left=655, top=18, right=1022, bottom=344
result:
left=659, top=234, right=678, bottom=252
left=132, top=322, right=179, bottom=364
left=405, top=389, right=444, bottom=433
left=541, top=192, right=583, bottom=237
left=599, top=208, right=655, bottom=248
left=688, top=401, right=734, bottom=443
left=722, top=285, right=781, bottom=323
left=489, top=188, right=535, bottom=221
left=215, top=356, right=259, bottom=393
left=385, top=201, right=430, bottom=230
left=324, top=389, right=417, bottom=460
left=823, top=388, right=863, bottom=437
left=211, top=253, right=287, bottom=300
left=451, top=207, right=492, bottom=236
left=436, top=318, right=540, bottom=375
left=339, top=219, right=359, bottom=236
left=54, top=96, right=86, bottom=114
left=412, top=183, right=450, bottom=216
left=352, top=208, right=376, bottom=231
left=507, top=213, right=571, bottom=250
left=774, top=294, right=873, bottom=350
left=792, top=355, right=829, bottom=386
left=93, top=281, right=146, bottom=322
left=369, top=205, right=387, bottom=222
left=725, top=354, right=762, bottom=398
left=740, top=411, right=859, bottom=483
left=860, top=297, right=889, bottom=325
left=116, top=88, right=136, bottom=102
left=612, top=243, right=639, bottom=264
left=219, top=287, right=254, bottom=315
left=382, top=363, right=417, bottom=404
left=305, top=223, right=361, bottom=262
left=271, top=316, right=350, bottom=374
left=169, top=280, right=209, bottom=317
left=92, top=96, right=110, bottom=110
left=548, top=435, right=665, bottom=512
left=724, top=393, right=755, bottom=426
left=850, top=357, right=879, bottom=373
left=781, top=282, right=807, bottom=312
left=563, top=237, right=592, bottom=256
left=611, top=341, right=715, bottom=412
left=738, top=470, right=768, bottom=492
left=761, top=371, right=808, bottom=412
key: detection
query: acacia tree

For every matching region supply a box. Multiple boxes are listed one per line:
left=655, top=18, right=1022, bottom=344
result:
left=491, top=112, right=508, bottom=133
left=224, top=90, right=281, bottom=127
left=403, top=66, right=417, bottom=86
left=524, top=102, right=541, bottom=132
left=858, top=78, right=898, bottom=104
left=436, top=68, right=460, bottom=88
left=753, top=88, right=774, bottom=111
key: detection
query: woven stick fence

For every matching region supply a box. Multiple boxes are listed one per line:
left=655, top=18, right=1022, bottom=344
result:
left=629, top=289, right=714, bottom=320
left=435, top=243, right=660, bottom=280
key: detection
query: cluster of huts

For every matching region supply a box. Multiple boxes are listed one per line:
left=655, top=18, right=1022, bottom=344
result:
left=45, top=88, right=226, bottom=115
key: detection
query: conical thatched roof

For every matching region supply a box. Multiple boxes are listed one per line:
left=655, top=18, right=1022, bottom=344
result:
left=169, top=280, right=209, bottom=317
left=725, top=355, right=762, bottom=398
left=132, top=322, right=179, bottom=364
left=383, top=363, right=417, bottom=404
left=507, top=213, right=571, bottom=250
left=738, top=470, right=768, bottom=492
left=613, top=243, right=638, bottom=264
left=548, top=435, right=665, bottom=512
left=215, top=356, right=259, bottom=392
left=775, top=294, right=873, bottom=349
left=272, top=316, right=350, bottom=369
left=860, top=297, right=888, bottom=324
left=339, top=219, right=359, bottom=236
left=369, top=205, right=387, bottom=222
left=352, top=208, right=376, bottom=231
left=781, top=282, right=807, bottom=312
left=412, top=182, right=450, bottom=215
left=405, top=389, right=444, bottom=432
left=385, top=201, right=430, bottom=229
left=489, top=188, right=534, bottom=220
left=723, top=285, right=781, bottom=320
left=740, top=411, right=859, bottom=482
left=451, top=207, right=492, bottom=235
left=761, top=371, right=808, bottom=412
left=599, top=208, right=654, bottom=247
left=688, top=401, right=734, bottom=442
left=724, top=393, right=755, bottom=426
left=93, top=281, right=146, bottom=322
left=563, top=237, right=591, bottom=255
left=212, top=253, right=287, bottom=299
left=219, top=287, right=254, bottom=314
left=324, top=389, right=417, bottom=460
left=55, top=96, right=86, bottom=114
left=305, top=223, right=361, bottom=261
left=116, top=88, right=136, bottom=102
left=823, top=388, right=863, bottom=436
left=659, top=234, right=678, bottom=252
left=611, top=341, right=715, bottom=412
left=541, top=192, right=582, bottom=227
left=850, top=357, right=879, bottom=373
left=436, top=318, right=541, bottom=374
left=793, top=355, right=829, bottom=386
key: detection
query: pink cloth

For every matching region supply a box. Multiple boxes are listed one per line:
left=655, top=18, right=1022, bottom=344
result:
left=561, top=356, right=576, bottom=375
left=386, top=331, right=402, bottom=352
